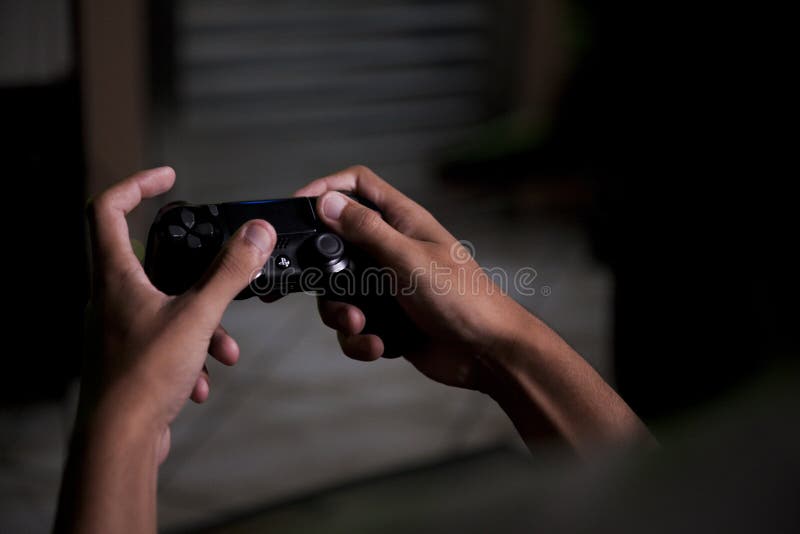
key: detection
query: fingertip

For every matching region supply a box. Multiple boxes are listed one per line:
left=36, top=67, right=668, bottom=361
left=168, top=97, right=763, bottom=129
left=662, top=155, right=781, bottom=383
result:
left=344, top=305, right=366, bottom=335
left=191, top=377, right=209, bottom=403
left=338, top=332, right=384, bottom=361
left=151, top=165, right=175, bottom=178
left=210, top=324, right=239, bottom=365
left=242, top=219, right=276, bottom=255
left=260, top=219, right=277, bottom=241
left=139, top=166, right=176, bottom=197
left=222, top=336, right=240, bottom=365
left=320, top=191, right=349, bottom=221
left=367, top=335, right=385, bottom=360
left=187, top=220, right=275, bottom=312
left=210, top=334, right=240, bottom=366
left=318, top=300, right=364, bottom=335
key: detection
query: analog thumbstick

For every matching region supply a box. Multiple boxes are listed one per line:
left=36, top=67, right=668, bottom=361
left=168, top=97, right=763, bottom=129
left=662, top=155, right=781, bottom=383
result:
left=311, top=233, right=348, bottom=272
left=314, top=233, right=344, bottom=260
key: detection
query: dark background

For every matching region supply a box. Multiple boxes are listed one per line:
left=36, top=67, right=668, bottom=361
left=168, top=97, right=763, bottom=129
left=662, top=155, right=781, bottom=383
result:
left=1, top=0, right=794, bottom=532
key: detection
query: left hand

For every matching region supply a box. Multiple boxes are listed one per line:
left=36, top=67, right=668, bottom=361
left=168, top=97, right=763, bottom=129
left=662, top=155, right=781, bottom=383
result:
left=81, top=167, right=276, bottom=461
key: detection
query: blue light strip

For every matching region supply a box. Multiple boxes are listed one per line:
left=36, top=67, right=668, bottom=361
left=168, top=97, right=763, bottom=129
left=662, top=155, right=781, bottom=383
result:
left=238, top=200, right=280, bottom=205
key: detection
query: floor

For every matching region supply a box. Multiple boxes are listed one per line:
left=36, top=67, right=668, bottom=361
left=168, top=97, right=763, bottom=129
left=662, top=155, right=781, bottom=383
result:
left=190, top=446, right=549, bottom=534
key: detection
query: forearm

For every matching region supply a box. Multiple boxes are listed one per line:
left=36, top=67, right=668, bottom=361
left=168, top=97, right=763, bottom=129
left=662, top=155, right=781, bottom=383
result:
left=486, top=310, right=656, bottom=456
left=55, top=399, right=161, bottom=533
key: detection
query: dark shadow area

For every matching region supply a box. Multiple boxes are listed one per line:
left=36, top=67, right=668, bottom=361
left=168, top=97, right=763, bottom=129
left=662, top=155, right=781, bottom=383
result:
left=2, top=30, right=86, bottom=405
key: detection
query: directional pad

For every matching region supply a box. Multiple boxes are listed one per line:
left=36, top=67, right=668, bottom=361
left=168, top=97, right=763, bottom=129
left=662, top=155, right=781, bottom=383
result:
left=168, top=224, right=187, bottom=239
left=194, top=222, right=215, bottom=237
left=163, top=206, right=221, bottom=252
left=186, top=234, right=202, bottom=249
left=180, top=209, right=195, bottom=229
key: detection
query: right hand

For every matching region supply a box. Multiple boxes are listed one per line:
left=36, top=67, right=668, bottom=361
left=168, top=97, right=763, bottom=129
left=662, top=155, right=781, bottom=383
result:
left=295, top=166, right=537, bottom=392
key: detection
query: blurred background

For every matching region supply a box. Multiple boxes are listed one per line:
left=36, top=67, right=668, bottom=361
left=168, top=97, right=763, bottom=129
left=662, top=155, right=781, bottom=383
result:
left=1, top=0, right=795, bottom=532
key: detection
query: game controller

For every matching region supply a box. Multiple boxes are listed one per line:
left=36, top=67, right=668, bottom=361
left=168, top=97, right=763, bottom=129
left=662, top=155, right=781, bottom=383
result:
left=144, top=195, right=424, bottom=358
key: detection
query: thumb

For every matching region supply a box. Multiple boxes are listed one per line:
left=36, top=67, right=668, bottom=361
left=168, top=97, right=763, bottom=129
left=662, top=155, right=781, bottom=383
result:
left=317, top=192, right=418, bottom=269
left=188, top=220, right=276, bottom=318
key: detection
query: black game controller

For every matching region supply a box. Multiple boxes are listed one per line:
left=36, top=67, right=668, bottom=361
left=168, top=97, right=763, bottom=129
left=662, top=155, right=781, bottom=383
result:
left=144, top=195, right=424, bottom=358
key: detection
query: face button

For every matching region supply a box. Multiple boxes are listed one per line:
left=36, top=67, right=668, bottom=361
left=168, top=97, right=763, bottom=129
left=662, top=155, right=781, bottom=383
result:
left=168, top=224, right=187, bottom=239
left=186, top=234, right=202, bottom=249
left=276, top=255, right=292, bottom=269
left=194, top=222, right=215, bottom=237
left=180, top=208, right=195, bottom=229
left=208, top=205, right=219, bottom=217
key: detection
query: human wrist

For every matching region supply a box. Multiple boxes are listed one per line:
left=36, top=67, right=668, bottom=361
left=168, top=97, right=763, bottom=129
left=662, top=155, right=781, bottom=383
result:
left=76, top=376, right=165, bottom=448
left=478, top=303, right=547, bottom=381
left=476, top=301, right=579, bottom=397
left=61, top=381, right=162, bottom=534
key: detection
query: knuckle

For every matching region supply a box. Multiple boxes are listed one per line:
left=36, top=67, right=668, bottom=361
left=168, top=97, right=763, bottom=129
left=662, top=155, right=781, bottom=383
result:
left=349, top=164, right=373, bottom=177
left=390, top=204, right=419, bottom=235
left=353, top=206, right=383, bottom=234
left=86, top=192, right=110, bottom=221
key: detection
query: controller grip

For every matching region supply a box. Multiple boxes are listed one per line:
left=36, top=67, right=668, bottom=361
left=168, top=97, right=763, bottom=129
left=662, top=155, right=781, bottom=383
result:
left=329, top=292, right=426, bottom=358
